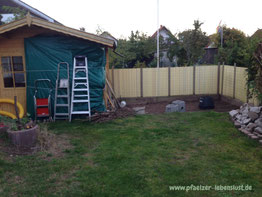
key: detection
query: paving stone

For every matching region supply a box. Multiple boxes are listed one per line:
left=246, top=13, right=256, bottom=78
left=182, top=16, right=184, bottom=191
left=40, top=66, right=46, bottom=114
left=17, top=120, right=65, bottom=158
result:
left=250, top=106, right=261, bottom=113
left=255, top=118, right=262, bottom=127
left=229, top=110, right=239, bottom=118
left=248, top=111, right=259, bottom=121
left=254, top=127, right=262, bottom=134
left=234, top=121, right=241, bottom=128
left=251, top=135, right=259, bottom=140
left=247, top=133, right=254, bottom=137
left=171, top=100, right=186, bottom=112
left=242, top=118, right=251, bottom=125
left=235, top=114, right=242, bottom=120
left=165, top=104, right=179, bottom=113
left=133, top=107, right=146, bottom=115
left=246, top=123, right=257, bottom=132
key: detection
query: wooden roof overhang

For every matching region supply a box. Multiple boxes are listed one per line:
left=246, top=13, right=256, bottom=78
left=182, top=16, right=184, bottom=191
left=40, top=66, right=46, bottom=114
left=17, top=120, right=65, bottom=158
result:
left=0, top=13, right=115, bottom=48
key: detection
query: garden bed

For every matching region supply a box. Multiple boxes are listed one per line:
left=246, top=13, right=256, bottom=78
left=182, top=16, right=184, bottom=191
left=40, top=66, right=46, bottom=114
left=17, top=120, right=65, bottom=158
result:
left=127, top=96, right=239, bottom=114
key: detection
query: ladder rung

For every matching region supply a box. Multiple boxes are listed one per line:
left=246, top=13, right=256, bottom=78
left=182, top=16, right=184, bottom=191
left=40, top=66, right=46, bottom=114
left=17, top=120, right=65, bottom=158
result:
left=55, top=113, right=69, bottom=116
left=73, top=89, right=88, bottom=91
left=75, top=66, right=86, bottom=69
left=74, top=95, right=88, bottom=97
left=57, top=87, right=68, bottom=89
left=36, top=105, right=48, bottom=107
left=74, top=83, right=87, bottom=86
left=55, top=117, right=69, bottom=120
left=72, top=100, right=89, bottom=103
left=56, top=104, right=69, bottom=107
left=75, top=77, right=87, bottom=80
left=71, top=111, right=90, bottom=114
left=57, top=95, right=69, bottom=98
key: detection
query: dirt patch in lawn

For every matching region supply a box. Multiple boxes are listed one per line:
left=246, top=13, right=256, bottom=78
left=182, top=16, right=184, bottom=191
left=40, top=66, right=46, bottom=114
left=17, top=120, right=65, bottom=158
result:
left=92, top=107, right=135, bottom=123
left=91, top=96, right=239, bottom=122
left=0, top=126, right=72, bottom=159
left=128, top=99, right=239, bottom=114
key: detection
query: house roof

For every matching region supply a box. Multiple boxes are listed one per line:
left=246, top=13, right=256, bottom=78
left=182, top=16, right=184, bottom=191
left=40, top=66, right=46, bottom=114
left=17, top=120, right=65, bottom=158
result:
left=151, top=25, right=172, bottom=38
left=0, top=13, right=115, bottom=48
left=100, top=31, right=118, bottom=47
left=251, top=29, right=262, bottom=40
left=0, top=0, right=60, bottom=24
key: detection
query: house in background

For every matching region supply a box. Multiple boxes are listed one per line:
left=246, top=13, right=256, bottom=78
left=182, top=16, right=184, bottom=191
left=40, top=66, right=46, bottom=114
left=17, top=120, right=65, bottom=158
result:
left=0, top=0, right=60, bottom=24
left=200, top=42, right=218, bottom=64
left=151, top=25, right=177, bottom=67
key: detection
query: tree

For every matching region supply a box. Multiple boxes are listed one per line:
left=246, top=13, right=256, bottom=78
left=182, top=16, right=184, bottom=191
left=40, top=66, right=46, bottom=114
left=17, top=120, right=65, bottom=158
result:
left=215, top=27, right=249, bottom=66
left=109, top=31, right=156, bottom=68
left=178, top=20, right=209, bottom=66
left=79, top=27, right=86, bottom=32
left=0, top=15, right=3, bottom=25
left=1, top=6, right=26, bottom=24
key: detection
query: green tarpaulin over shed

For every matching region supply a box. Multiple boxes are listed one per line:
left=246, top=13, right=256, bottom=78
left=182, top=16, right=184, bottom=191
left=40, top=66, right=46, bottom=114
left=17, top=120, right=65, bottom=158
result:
left=25, top=35, right=106, bottom=118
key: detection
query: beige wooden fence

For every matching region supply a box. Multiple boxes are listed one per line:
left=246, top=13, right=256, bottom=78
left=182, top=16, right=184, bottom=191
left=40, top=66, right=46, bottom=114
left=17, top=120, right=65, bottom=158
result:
left=108, top=65, right=259, bottom=105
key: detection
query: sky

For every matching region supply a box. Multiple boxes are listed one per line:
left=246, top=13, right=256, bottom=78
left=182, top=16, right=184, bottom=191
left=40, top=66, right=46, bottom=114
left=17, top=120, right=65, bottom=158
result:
left=23, top=0, right=262, bottom=39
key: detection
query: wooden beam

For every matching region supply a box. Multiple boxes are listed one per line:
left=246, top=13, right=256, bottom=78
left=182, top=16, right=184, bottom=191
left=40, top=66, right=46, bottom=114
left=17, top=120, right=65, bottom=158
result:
left=217, top=62, right=221, bottom=96
left=112, top=66, right=115, bottom=91
left=105, top=47, right=110, bottom=79
left=140, top=67, right=143, bottom=97
left=233, top=63, right=236, bottom=99
left=168, top=65, right=171, bottom=96
left=221, top=62, right=225, bottom=96
left=193, top=64, right=196, bottom=95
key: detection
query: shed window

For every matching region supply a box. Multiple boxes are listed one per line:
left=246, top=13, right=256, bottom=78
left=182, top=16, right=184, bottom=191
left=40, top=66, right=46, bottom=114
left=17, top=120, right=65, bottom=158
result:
left=1, top=56, right=25, bottom=88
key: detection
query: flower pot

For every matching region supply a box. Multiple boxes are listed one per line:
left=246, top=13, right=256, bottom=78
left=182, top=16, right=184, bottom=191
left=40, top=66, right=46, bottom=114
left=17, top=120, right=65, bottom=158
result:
left=7, top=125, right=38, bottom=147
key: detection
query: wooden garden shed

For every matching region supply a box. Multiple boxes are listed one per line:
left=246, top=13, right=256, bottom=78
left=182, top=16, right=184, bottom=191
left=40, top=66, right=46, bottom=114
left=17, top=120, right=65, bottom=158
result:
left=0, top=13, right=115, bottom=118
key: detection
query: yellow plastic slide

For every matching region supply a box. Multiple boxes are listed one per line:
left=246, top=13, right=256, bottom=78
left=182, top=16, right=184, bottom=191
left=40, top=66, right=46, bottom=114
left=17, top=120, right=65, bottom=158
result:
left=0, top=98, right=24, bottom=119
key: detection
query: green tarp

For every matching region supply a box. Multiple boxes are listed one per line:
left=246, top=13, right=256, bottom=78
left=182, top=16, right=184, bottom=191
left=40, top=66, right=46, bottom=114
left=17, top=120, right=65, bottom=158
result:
left=25, top=35, right=106, bottom=118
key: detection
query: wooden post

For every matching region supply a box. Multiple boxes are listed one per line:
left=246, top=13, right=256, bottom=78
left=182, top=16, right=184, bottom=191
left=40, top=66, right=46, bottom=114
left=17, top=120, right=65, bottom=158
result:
left=233, top=63, right=236, bottom=99
left=140, top=67, right=143, bottom=97
left=168, top=65, right=171, bottom=97
left=193, top=64, right=196, bottom=95
left=217, top=62, right=221, bottom=97
left=112, top=66, right=115, bottom=91
left=221, top=62, right=225, bottom=96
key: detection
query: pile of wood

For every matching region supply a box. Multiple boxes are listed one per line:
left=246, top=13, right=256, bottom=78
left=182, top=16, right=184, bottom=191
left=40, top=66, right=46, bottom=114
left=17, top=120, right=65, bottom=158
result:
left=103, top=79, right=120, bottom=111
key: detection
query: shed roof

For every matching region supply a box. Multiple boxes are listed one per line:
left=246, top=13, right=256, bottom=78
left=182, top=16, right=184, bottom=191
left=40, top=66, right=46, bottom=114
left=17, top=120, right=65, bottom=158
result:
left=0, top=13, right=115, bottom=48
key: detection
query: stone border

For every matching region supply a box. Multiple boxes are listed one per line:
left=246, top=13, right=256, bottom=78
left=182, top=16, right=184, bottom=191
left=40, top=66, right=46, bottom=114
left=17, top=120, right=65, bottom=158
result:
left=7, top=125, right=39, bottom=147
left=229, top=104, right=262, bottom=145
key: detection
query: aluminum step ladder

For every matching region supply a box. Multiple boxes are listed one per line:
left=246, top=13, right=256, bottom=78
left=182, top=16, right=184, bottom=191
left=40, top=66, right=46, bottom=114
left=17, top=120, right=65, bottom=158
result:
left=70, top=56, right=91, bottom=122
left=54, top=62, right=70, bottom=121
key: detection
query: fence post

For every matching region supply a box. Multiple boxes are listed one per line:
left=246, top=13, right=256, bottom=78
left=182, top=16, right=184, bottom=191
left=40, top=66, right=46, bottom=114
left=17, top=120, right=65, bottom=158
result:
left=112, top=66, right=115, bottom=91
left=233, top=63, right=236, bottom=99
left=221, top=62, right=225, bottom=96
left=168, top=65, right=171, bottom=97
left=193, top=64, right=196, bottom=95
left=140, top=67, right=143, bottom=97
left=217, top=62, right=221, bottom=97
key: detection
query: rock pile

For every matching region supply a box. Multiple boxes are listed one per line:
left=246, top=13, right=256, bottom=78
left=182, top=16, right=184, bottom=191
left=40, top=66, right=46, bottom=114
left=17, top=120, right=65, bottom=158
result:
left=229, top=104, right=262, bottom=143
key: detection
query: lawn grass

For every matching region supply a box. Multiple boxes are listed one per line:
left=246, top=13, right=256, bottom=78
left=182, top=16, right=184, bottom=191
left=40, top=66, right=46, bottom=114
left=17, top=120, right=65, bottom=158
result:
left=1, top=111, right=262, bottom=196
